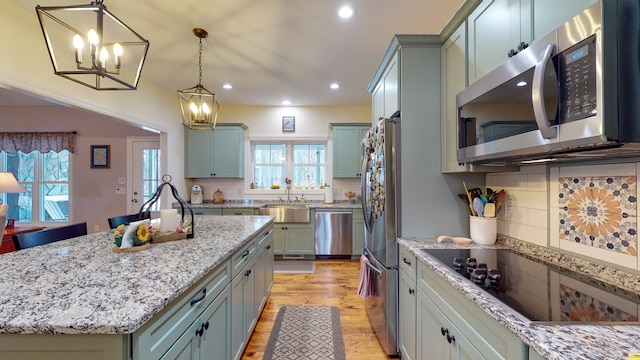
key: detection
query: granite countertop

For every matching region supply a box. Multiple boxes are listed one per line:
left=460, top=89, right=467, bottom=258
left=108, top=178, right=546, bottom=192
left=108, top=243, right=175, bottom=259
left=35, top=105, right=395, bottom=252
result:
left=0, top=215, right=274, bottom=335
left=398, top=237, right=640, bottom=360
left=181, top=200, right=362, bottom=210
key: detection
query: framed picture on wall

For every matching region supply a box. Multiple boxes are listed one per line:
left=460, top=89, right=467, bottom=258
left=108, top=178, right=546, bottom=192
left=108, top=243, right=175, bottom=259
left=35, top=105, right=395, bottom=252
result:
left=91, top=145, right=111, bottom=169
left=282, top=116, right=295, bottom=132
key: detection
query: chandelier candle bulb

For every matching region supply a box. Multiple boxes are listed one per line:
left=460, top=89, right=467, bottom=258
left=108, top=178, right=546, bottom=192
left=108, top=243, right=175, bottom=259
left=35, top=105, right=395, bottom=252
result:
left=160, top=209, right=178, bottom=232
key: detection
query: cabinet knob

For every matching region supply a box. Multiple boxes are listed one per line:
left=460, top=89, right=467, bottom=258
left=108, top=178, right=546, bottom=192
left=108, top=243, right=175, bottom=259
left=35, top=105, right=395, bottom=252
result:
left=508, top=48, right=518, bottom=58
left=518, top=41, right=528, bottom=51
left=408, top=288, right=415, bottom=295
left=447, top=334, right=455, bottom=344
left=196, top=327, right=204, bottom=337
left=441, top=327, right=448, bottom=336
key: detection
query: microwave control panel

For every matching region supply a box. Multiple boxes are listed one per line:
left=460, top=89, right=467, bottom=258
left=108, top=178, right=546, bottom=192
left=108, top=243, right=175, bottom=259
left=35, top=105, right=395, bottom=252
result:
left=558, top=35, right=597, bottom=124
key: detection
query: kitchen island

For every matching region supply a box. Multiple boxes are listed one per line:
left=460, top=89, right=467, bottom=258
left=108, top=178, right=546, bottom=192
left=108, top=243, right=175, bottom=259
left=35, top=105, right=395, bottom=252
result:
left=399, top=237, right=640, bottom=360
left=0, top=215, right=274, bottom=360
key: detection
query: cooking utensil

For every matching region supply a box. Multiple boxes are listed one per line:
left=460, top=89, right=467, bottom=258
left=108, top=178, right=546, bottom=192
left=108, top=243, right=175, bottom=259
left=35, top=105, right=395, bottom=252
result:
left=473, top=197, right=484, bottom=217
left=495, top=190, right=505, bottom=214
left=484, top=203, right=496, bottom=217
left=463, top=181, right=477, bottom=216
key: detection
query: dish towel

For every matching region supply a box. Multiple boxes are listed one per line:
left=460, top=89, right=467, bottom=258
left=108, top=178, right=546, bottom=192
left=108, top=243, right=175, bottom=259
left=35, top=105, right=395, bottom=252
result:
left=357, top=254, right=380, bottom=298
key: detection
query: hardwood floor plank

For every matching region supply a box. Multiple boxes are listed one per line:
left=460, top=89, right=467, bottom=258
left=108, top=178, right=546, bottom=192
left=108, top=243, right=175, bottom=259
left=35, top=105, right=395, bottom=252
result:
left=241, top=259, right=389, bottom=360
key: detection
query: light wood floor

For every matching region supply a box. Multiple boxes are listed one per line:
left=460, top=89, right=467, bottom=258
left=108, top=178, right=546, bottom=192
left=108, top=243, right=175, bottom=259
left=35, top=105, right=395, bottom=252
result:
left=241, top=259, right=389, bottom=360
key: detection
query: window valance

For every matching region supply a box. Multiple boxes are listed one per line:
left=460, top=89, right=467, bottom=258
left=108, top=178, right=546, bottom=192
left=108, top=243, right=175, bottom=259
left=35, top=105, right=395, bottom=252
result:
left=0, top=132, right=76, bottom=154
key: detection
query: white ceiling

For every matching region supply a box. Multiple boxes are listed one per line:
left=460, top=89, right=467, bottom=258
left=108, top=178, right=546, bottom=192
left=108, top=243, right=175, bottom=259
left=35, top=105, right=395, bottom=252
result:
left=5, top=0, right=463, bottom=107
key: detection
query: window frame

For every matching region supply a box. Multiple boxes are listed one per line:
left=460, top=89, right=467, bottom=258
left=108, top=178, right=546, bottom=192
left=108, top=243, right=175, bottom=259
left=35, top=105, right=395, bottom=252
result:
left=249, top=140, right=327, bottom=192
left=0, top=150, right=72, bottom=226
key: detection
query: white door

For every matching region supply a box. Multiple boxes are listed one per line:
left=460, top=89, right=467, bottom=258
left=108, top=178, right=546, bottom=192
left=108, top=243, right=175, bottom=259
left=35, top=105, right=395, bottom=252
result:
left=127, top=137, right=161, bottom=214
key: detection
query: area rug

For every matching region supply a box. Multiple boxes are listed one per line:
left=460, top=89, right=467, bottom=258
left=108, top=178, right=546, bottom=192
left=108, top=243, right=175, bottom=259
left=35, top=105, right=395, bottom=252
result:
left=273, top=260, right=316, bottom=274
left=263, top=305, right=346, bottom=360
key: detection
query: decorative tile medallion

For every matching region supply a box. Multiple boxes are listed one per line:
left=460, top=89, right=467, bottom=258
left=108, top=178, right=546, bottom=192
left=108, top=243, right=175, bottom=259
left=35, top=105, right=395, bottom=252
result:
left=558, top=176, right=637, bottom=256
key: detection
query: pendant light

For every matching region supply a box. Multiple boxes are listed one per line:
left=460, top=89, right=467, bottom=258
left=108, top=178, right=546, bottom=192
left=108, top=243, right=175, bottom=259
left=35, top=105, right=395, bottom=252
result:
left=35, top=0, right=149, bottom=90
left=178, top=28, right=220, bottom=131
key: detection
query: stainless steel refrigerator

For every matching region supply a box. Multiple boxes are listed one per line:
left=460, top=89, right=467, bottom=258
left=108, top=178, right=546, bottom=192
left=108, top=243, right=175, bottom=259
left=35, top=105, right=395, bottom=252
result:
left=360, top=112, right=401, bottom=357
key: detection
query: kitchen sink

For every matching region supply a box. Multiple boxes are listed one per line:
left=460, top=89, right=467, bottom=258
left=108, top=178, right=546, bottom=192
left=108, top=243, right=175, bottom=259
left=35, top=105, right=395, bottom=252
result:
left=258, top=204, right=310, bottom=223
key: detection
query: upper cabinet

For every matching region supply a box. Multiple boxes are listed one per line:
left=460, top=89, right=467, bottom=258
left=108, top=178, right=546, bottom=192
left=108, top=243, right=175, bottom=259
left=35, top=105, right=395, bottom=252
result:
left=467, top=0, right=597, bottom=83
left=369, top=52, right=400, bottom=123
left=331, top=124, right=370, bottom=178
left=184, top=124, right=247, bottom=178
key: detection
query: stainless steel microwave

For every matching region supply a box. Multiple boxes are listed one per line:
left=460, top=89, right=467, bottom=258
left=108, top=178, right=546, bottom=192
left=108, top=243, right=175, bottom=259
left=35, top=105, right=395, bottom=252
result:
left=456, top=0, right=640, bottom=166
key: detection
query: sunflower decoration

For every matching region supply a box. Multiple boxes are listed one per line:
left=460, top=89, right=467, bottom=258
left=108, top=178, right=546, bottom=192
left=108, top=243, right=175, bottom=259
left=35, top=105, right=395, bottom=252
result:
left=137, top=223, right=150, bottom=242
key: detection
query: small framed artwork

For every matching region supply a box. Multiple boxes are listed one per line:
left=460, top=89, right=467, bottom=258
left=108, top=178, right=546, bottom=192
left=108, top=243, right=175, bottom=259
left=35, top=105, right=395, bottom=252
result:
left=282, top=116, right=295, bottom=132
left=6, top=218, right=15, bottom=229
left=91, top=145, right=111, bottom=169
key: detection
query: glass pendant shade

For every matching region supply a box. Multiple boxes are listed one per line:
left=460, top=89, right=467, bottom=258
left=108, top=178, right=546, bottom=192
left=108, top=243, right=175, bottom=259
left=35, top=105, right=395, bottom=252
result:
left=35, top=1, right=149, bottom=90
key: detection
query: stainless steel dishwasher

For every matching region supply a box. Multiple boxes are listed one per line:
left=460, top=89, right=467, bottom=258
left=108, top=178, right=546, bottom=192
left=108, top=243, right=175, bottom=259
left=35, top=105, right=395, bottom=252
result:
left=314, top=209, right=352, bottom=258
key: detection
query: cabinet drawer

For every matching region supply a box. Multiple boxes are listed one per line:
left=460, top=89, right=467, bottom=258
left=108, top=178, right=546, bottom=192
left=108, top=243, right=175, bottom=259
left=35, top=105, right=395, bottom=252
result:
left=399, top=245, right=416, bottom=278
left=192, top=208, right=222, bottom=216
left=133, top=260, right=231, bottom=359
left=257, top=228, right=273, bottom=250
left=231, top=237, right=257, bottom=278
left=222, top=208, right=255, bottom=216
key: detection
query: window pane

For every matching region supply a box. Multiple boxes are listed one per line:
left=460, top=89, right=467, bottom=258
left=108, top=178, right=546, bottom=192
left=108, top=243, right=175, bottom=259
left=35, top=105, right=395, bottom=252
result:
left=254, top=165, right=285, bottom=187
left=254, top=144, right=286, bottom=186
left=6, top=184, right=31, bottom=222
left=142, top=149, right=161, bottom=211
left=294, top=166, right=325, bottom=186
left=8, top=152, right=36, bottom=182
left=42, top=150, right=69, bottom=181
left=41, top=183, right=69, bottom=222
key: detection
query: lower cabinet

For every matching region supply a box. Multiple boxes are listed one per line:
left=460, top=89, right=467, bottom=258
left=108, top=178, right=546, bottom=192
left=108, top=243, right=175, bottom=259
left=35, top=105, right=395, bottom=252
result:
left=418, top=287, right=485, bottom=360
left=161, top=285, right=231, bottom=360
left=273, top=223, right=314, bottom=256
left=231, top=258, right=257, bottom=360
left=415, top=261, right=524, bottom=360
left=352, top=209, right=364, bottom=256
left=256, top=229, right=274, bottom=312
left=399, top=267, right=417, bottom=360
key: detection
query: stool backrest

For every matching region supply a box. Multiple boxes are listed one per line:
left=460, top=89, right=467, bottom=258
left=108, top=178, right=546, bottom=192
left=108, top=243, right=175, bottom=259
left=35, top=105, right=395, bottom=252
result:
left=13, top=222, right=88, bottom=250
left=108, top=211, right=151, bottom=229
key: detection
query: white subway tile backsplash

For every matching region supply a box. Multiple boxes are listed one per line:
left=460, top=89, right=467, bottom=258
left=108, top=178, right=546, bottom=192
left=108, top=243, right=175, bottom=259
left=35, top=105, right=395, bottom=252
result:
left=528, top=208, right=548, bottom=228
left=527, top=173, right=547, bottom=192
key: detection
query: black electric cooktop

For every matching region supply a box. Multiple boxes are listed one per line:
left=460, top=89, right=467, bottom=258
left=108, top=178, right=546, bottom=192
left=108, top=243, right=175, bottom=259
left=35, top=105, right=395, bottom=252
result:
left=422, top=248, right=640, bottom=323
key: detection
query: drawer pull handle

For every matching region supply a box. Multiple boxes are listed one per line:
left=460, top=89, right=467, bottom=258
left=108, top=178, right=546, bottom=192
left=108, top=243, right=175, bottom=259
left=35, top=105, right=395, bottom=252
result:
left=242, top=250, right=251, bottom=258
left=266, top=245, right=271, bottom=250
left=235, top=212, right=242, bottom=215
left=190, top=288, right=207, bottom=306
left=402, top=257, right=412, bottom=266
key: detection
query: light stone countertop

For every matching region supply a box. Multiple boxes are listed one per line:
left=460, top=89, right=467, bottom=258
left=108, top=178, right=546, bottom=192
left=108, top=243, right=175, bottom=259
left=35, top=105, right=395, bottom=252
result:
left=179, top=200, right=362, bottom=210
left=398, top=236, right=640, bottom=360
left=0, top=215, right=274, bottom=335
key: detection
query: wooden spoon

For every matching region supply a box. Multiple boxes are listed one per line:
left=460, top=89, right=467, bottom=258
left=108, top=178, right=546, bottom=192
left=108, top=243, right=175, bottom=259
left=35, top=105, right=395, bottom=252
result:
left=463, top=181, right=477, bottom=216
left=495, top=190, right=506, bottom=215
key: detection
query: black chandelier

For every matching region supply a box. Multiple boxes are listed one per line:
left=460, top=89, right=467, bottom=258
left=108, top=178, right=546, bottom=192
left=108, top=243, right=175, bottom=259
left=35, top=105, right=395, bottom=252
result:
left=35, top=0, right=149, bottom=90
left=178, top=28, right=220, bottom=131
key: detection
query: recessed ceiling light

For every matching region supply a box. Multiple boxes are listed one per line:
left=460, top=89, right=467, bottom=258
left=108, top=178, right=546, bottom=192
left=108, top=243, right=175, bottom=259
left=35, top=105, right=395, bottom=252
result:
left=222, top=83, right=232, bottom=89
left=516, top=81, right=528, bottom=87
left=338, top=5, right=354, bottom=19
left=330, top=83, right=340, bottom=90
left=282, top=100, right=291, bottom=106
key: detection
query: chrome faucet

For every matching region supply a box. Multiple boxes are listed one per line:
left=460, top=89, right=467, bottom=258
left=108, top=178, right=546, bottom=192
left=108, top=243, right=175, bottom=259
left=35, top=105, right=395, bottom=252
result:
left=278, top=196, right=283, bottom=204
left=286, top=188, right=291, bottom=204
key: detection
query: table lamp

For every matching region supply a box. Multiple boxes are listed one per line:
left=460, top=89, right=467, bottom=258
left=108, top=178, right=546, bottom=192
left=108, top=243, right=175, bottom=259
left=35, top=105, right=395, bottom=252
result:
left=0, top=172, right=28, bottom=233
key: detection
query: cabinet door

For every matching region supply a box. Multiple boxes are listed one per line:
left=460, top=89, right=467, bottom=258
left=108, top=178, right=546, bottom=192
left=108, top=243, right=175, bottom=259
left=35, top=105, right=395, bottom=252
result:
left=454, top=322, right=487, bottom=360
left=398, top=270, right=417, bottom=360
left=198, top=286, right=232, bottom=360
left=371, top=82, right=385, bottom=124
left=333, top=126, right=365, bottom=178
left=441, top=23, right=469, bottom=173
left=243, top=261, right=258, bottom=342
left=257, top=232, right=274, bottom=313
left=184, top=127, right=214, bottom=178
left=532, top=0, right=596, bottom=40
left=230, top=274, right=245, bottom=360
left=383, top=53, right=399, bottom=118
left=273, top=226, right=285, bottom=255
left=468, top=0, right=525, bottom=82
left=283, top=224, right=314, bottom=255
left=352, top=209, right=364, bottom=256
left=212, top=126, right=245, bottom=178
left=161, top=320, right=199, bottom=360
left=417, top=289, right=450, bottom=360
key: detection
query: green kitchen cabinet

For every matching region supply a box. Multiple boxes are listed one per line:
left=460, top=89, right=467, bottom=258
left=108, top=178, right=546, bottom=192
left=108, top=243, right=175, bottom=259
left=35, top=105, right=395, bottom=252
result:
left=440, top=22, right=469, bottom=173
left=467, top=0, right=597, bottom=82
left=351, top=208, right=364, bottom=257
left=230, top=237, right=258, bottom=360
left=161, top=286, right=231, bottom=360
left=192, top=208, right=222, bottom=216
left=184, top=124, right=247, bottom=178
left=332, top=124, right=369, bottom=178
left=222, top=208, right=256, bottom=216
left=273, top=222, right=314, bottom=257
left=416, top=261, right=523, bottom=360
left=398, top=246, right=417, bottom=360
left=370, top=52, right=399, bottom=122
left=256, top=229, right=274, bottom=313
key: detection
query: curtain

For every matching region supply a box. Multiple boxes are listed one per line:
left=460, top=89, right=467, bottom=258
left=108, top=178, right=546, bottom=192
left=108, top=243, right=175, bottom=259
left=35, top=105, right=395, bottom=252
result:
left=0, top=132, right=76, bottom=153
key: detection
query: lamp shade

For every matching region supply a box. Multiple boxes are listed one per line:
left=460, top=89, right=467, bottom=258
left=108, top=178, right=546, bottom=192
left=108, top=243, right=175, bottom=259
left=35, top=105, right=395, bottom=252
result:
left=0, top=173, right=27, bottom=194
left=35, top=1, right=149, bottom=90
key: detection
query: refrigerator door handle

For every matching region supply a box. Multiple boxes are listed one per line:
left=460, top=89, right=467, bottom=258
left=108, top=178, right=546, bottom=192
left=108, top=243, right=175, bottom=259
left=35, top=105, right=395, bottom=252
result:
left=365, top=259, right=383, bottom=277
left=361, top=153, right=372, bottom=233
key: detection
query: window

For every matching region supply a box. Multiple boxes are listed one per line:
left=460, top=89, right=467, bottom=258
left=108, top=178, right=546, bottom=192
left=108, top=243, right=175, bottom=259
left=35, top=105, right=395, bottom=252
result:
left=252, top=142, right=326, bottom=188
left=0, top=150, right=71, bottom=223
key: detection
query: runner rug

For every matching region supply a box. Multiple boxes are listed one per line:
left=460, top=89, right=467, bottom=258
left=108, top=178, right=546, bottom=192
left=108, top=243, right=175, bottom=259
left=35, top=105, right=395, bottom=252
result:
left=263, top=305, right=346, bottom=360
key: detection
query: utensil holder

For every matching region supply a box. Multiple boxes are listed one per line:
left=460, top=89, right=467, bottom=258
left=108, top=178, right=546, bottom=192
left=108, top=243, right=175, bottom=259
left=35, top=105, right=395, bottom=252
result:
left=469, top=215, right=497, bottom=245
